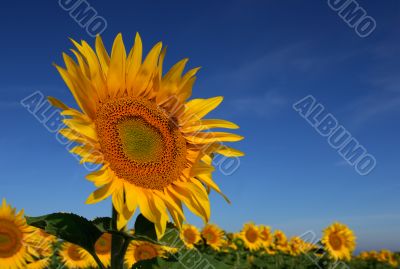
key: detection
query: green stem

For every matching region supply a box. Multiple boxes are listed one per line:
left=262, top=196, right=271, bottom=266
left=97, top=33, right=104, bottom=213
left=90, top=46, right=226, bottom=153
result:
left=111, top=206, right=125, bottom=269
left=91, top=251, right=107, bottom=269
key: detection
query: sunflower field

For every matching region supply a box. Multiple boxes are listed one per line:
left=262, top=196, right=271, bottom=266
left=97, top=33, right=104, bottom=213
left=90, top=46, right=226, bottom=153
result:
left=0, top=34, right=398, bottom=269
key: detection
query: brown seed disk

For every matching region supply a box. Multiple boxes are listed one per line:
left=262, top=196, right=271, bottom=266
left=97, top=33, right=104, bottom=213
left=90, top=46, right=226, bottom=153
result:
left=95, top=97, right=187, bottom=190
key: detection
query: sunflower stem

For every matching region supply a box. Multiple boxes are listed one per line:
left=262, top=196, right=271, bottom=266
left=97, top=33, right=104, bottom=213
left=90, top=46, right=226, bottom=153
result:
left=111, top=206, right=125, bottom=269
left=91, top=251, right=107, bottom=269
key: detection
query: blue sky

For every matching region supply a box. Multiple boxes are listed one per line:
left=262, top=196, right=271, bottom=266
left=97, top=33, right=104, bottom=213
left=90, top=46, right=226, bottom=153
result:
left=1, top=0, right=399, bottom=251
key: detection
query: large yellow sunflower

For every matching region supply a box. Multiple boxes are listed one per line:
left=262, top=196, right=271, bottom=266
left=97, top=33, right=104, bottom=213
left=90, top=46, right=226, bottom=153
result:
left=180, top=224, right=201, bottom=249
left=49, top=33, right=243, bottom=237
left=94, top=233, right=111, bottom=267
left=240, top=223, right=262, bottom=251
left=201, top=224, right=225, bottom=251
left=59, top=242, right=95, bottom=269
left=321, top=222, right=356, bottom=260
left=0, top=199, right=35, bottom=269
left=124, top=240, right=165, bottom=267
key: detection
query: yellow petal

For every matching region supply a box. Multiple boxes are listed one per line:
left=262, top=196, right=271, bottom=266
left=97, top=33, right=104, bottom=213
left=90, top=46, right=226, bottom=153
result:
left=117, top=205, right=134, bottom=230
left=196, top=174, right=230, bottom=204
left=63, top=119, right=98, bottom=141
left=107, top=33, right=126, bottom=97
left=191, top=162, right=215, bottom=176
left=131, top=42, right=162, bottom=97
left=183, top=119, right=239, bottom=132
left=124, top=184, right=139, bottom=212
left=185, top=132, right=244, bottom=144
left=158, top=191, right=185, bottom=229
left=95, top=35, right=110, bottom=76
left=126, top=33, right=143, bottom=94
left=151, top=194, right=168, bottom=238
left=112, top=187, right=125, bottom=215
left=86, top=167, right=112, bottom=187
left=215, top=145, right=245, bottom=157
left=55, top=65, right=96, bottom=118
left=169, top=182, right=210, bottom=223
left=47, top=97, right=69, bottom=110
left=70, top=49, right=90, bottom=78
left=86, top=181, right=117, bottom=204
left=136, top=190, right=158, bottom=224
left=181, top=97, right=223, bottom=124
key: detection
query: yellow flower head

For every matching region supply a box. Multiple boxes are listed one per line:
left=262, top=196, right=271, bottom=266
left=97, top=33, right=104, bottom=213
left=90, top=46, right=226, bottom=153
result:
left=59, top=242, right=95, bottom=269
left=259, top=225, right=273, bottom=248
left=25, top=228, right=55, bottom=258
left=0, top=199, right=35, bottom=269
left=376, top=249, right=399, bottom=267
left=201, top=224, right=225, bottom=251
left=49, top=33, right=244, bottom=238
left=180, top=224, right=201, bottom=249
left=124, top=241, right=165, bottom=267
left=321, top=222, right=356, bottom=261
left=272, top=230, right=289, bottom=253
left=94, top=233, right=111, bottom=267
left=288, top=236, right=307, bottom=256
left=240, top=223, right=262, bottom=251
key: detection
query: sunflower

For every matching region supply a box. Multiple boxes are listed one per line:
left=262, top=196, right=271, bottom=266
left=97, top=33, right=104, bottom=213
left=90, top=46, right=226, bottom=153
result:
left=240, top=223, right=262, bottom=251
left=124, top=241, right=165, bottom=267
left=49, top=33, right=244, bottom=237
left=377, top=250, right=398, bottom=267
left=288, top=237, right=306, bottom=256
left=180, top=224, right=201, bottom=249
left=259, top=225, right=273, bottom=248
left=272, top=230, right=289, bottom=252
left=201, top=224, right=225, bottom=251
left=23, top=228, right=54, bottom=269
left=232, top=233, right=245, bottom=249
left=59, top=242, right=95, bottom=269
left=0, top=199, right=35, bottom=269
left=321, top=222, right=356, bottom=261
left=26, top=228, right=54, bottom=258
left=94, top=233, right=111, bottom=267
left=26, top=257, right=51, bottom=269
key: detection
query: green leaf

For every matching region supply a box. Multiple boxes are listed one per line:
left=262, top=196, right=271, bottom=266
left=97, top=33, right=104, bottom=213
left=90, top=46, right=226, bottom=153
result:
left=134, top=214, right=157, bottom=241
left=26, top=213, right=103, bottom=253
left=159, top=224, right=184, bottom=249
left=92, top=217, right=112, bottom=232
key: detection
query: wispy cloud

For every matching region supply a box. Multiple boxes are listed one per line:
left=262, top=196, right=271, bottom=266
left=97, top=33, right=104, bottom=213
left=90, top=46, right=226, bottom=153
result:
left=228, top=90, right=287, bottom=117
left=201, top=42, right=360, bottom=117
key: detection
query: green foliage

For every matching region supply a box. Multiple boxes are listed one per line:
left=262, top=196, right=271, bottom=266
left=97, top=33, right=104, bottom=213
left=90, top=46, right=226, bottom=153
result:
left=26, top=213, right=103, bottom=253
left=134, top=214, right=157, bottom=241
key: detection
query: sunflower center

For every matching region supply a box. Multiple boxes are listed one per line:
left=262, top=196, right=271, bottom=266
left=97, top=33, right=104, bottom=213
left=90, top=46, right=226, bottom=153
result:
left=95, top=234, right=111, bottom=255
left=0, top=221, right=23, bottom=258
left=204, top=232, right=216, bottom=243
left=95, top=97, right=187, bottom=190
left=245, top=229, right=258, bottom=243
left=68, top=245, right=84, bottom=261
left=183, top=229, right=197, bottom=244
left=261, top=231, right=270, bottom=242
left=135, top=245, right=157, bottom=261
left=329, top=233, right=343, bottom=250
